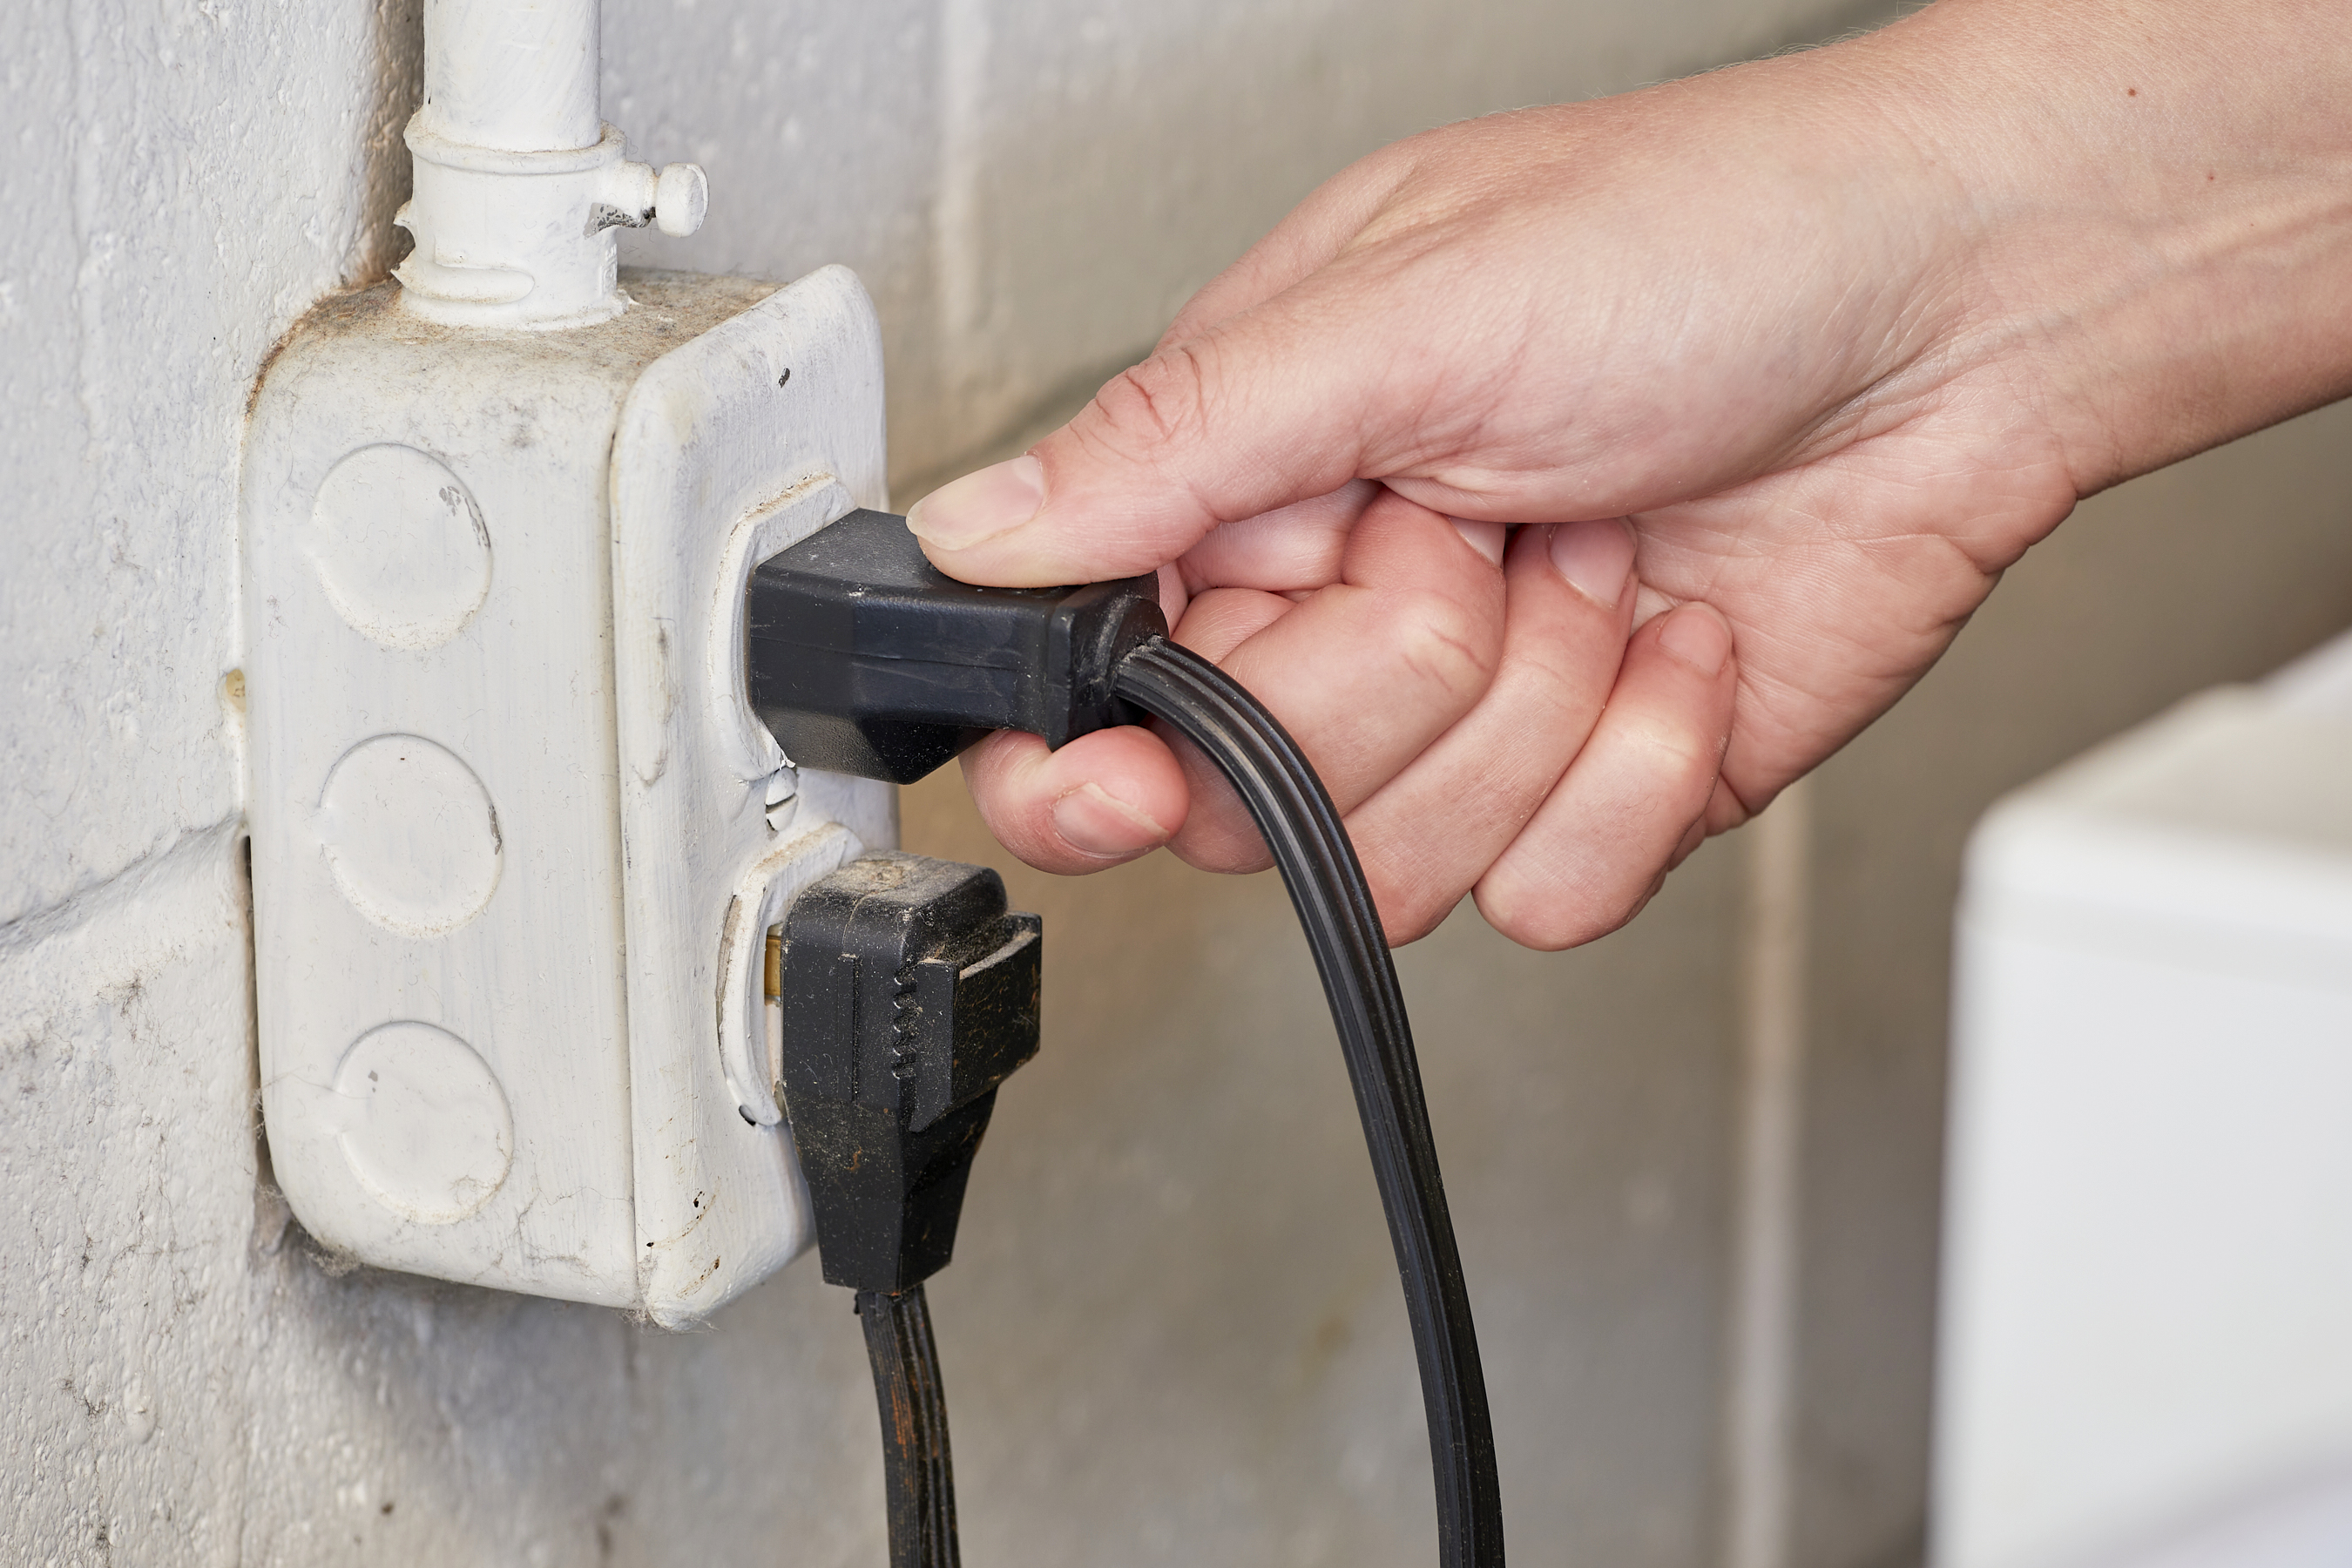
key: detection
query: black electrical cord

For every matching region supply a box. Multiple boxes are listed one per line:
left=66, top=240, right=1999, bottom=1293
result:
left=1112, top=636, right=1505, bottom=1568
left=855, top=1284, right=961, bottom=1568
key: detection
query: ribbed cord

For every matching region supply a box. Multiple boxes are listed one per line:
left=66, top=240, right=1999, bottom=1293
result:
left=1113, top=637, right=1504, bottom=1568
left=856, top=1284, right=960, bottom=1568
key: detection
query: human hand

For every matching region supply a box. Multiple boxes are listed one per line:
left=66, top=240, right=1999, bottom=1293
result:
left=909, top=0, right=2352, bottom=948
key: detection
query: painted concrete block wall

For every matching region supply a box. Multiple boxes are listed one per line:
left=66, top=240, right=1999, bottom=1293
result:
left=13, top=1, right=2352, bottom=1566
left=0, top=0, right=416, bottom=929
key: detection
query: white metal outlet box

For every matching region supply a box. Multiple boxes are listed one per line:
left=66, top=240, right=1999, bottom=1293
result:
left=242, top=267, right=894, bottom=1325
left=1937, top=631, right=2352, bottom=1568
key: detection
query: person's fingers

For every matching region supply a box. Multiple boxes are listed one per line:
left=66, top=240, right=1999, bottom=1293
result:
left=956, top=726, right=1188, bottom=876
left=905, top=257, right=1424, bottom=588
left=1173, top=481, right=1375, bottom=595
left=1473, top=602, right=1739, bottom=950
left=901, top=132, right=1432, bottom=596
left=1165, top=490, right=1507, bottom=875
left=905, top=346, right=1368, bottom=588
left=1169, top=585, right=1299, bottom=663
left=1342, top=518, right=1639, bottom=944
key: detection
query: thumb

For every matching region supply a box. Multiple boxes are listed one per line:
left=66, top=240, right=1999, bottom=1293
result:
left=907, top=294, right=1388, bottom=588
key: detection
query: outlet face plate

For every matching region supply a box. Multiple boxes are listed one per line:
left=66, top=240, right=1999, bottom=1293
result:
left=243, top=270, right=892, bottom=1316
left=609, top=265, right=895, bottom=1323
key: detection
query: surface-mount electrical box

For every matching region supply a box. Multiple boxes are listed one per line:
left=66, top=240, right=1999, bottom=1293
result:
left=241, top=266, right=895, bottom=1325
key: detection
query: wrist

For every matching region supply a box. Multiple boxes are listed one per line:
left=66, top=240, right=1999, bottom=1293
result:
left=1865, top=0, right=2352, bottom=492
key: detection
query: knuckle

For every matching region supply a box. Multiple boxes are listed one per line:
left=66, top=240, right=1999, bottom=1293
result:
left=1169, top=808, right=1274, bottom=876
left=1363, top=859, right=1455, bottom=948
left=1084, top=346, right=1213, bottom=463
left=1385, top=588, right=1502, bottom=698
left=1475, top=855, right=1651, bottom=953
left=1495, top=890, right=1637, bottom=953
left=1474, top=871, right=1577, bottom=952
left=1621, top=713, right=1724, bottom=801
left=1382, top=899, right=1451, bottom=947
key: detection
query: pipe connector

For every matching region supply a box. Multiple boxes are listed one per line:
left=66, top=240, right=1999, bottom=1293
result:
left=395, top=124, right=709, bottom=330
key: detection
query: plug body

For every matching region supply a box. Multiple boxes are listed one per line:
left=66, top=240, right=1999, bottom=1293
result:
left=745, top=508, right=1166, bottom=783
left=777, top=853, right=1043, bottom=1294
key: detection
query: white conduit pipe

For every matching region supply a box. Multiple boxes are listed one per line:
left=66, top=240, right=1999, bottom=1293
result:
left=416, top=0, right=602, bottom=152
left=395, top=0, right=707, bottom=328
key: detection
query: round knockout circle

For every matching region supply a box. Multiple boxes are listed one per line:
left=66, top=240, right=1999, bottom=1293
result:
left=333, top=1021, right=514, bottom=1225
left=317, top=733, right=502, bottom=936
left=308, top=443, right=492, bottom=651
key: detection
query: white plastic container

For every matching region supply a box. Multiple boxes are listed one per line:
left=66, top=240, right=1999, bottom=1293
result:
left=1936, top=629, right=2352, bottom=1568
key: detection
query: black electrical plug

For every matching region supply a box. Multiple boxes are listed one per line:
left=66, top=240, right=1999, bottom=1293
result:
left=746, top=507, right=1166, bottom=784
left=775, top=851, right=1042, bottom=1294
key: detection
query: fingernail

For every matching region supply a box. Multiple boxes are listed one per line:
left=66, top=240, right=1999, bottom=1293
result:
left=1658, top=604, right=1732, bottom=676
left=1450, top=517, right=1507, bottom=566
left=1051, top=781, right=1170, bottom=860
left=906, top=454, right=1045, bottom=551
left=1549, top=518, right=1635, bottom=608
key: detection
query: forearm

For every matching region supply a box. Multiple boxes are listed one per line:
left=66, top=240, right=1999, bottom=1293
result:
left=1862, top=0, right=2352, bottom=493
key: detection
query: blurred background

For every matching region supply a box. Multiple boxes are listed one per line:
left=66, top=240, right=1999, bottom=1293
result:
left=9, top=1, right=2352, bottom=1565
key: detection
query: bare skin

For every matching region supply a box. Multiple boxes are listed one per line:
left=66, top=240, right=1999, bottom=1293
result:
left=908, top=0, right=2352, bottom=948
